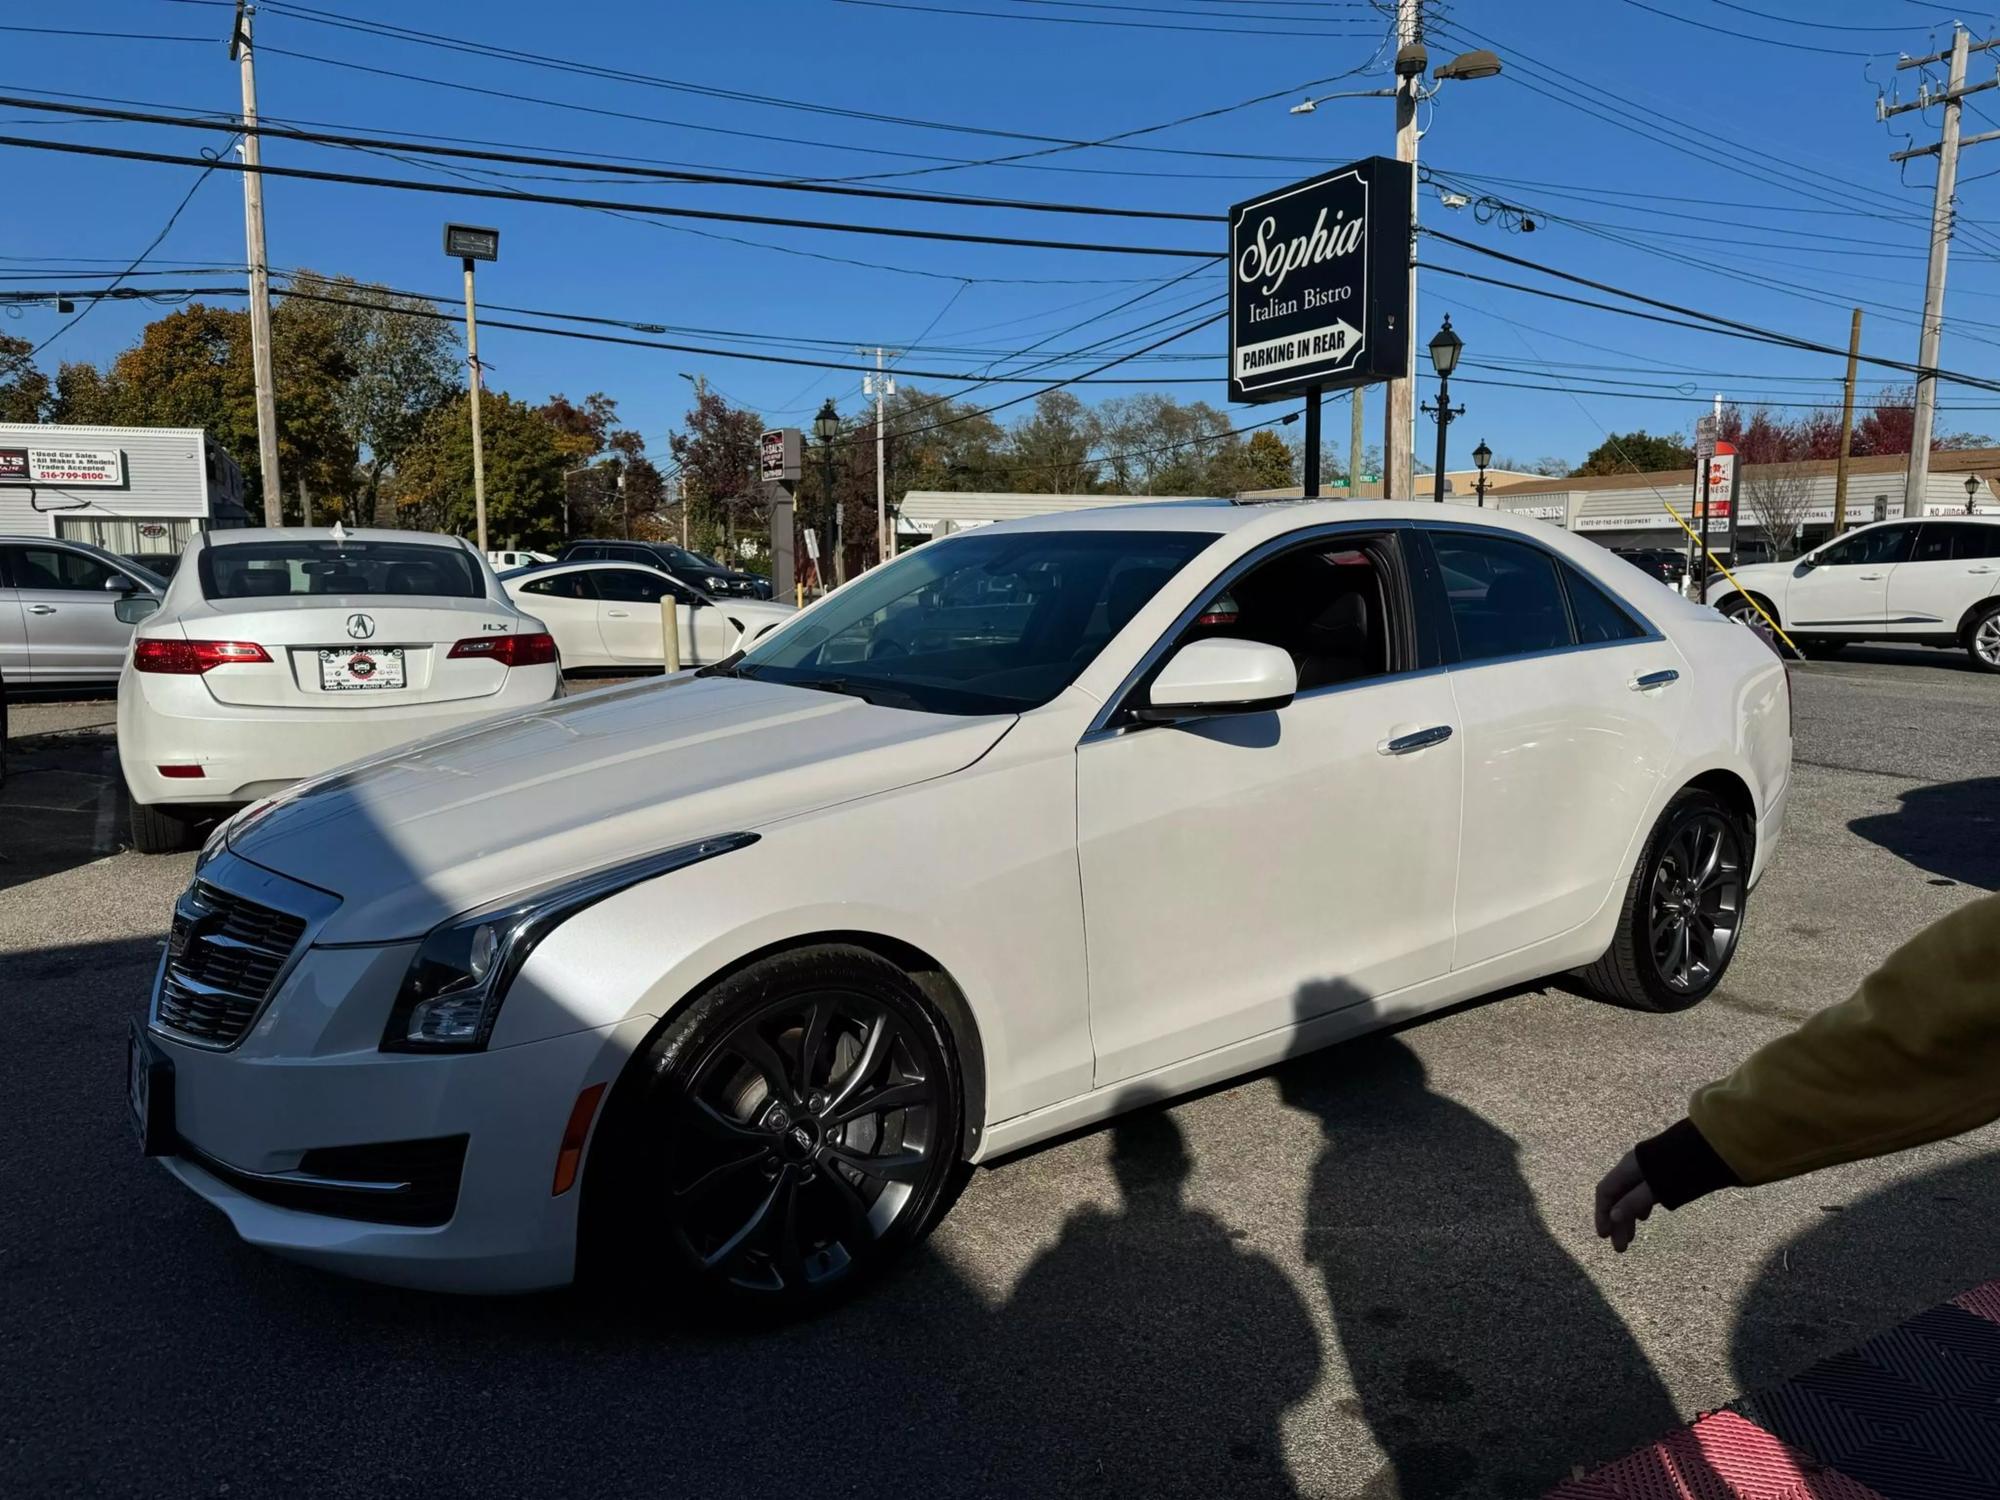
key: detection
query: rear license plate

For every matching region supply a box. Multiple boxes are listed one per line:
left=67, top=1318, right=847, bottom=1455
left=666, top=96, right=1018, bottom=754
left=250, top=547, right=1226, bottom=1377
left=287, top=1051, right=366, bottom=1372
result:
left=318, top=647, right=406, bottom=691
left=127, top=1020, right=175, bottom=1157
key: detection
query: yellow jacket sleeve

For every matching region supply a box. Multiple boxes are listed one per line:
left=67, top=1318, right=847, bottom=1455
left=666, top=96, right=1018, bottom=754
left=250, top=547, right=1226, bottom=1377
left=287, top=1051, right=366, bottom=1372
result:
left=1688, top=892, right=2000, bottom=1187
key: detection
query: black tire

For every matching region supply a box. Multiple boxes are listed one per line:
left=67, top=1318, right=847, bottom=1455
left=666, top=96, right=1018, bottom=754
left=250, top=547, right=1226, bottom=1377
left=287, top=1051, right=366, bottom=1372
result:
left=128, top=796, right=198, bottom=855
left=1798, top=639, right=1847, bottom=660
left=584, top=944, right=967, bottom=1320
left=1572, top=789, right=1750, bottom=1013
left=1966, top=601, right=2000, bottom=674
left=1714, top=591, right=1764, bottom=624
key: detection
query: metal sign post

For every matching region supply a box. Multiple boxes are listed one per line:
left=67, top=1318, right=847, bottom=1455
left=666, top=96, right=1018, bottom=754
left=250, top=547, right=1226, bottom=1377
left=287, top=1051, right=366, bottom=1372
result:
left=444, top=224, right=499, bottom=552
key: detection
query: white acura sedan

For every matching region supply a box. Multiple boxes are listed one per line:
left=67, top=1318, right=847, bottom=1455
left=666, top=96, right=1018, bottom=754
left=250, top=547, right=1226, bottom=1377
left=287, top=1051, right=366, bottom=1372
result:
left=117, top=527, right=561, bottom=853
left=499, top=559, right=794, bottom=670
left=130, top=502, right=1791, bottom=1311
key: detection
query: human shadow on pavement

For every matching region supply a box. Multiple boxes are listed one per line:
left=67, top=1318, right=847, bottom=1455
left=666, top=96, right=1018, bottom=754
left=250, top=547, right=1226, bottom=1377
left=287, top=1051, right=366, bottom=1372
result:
left=1848, top=775, right=2000, bottom=892
left=1277, top=1020, right=1698, bottom=1499
left=975, top=1104, right=1322, bottom=1496
left=1729, top=1148, right=2000, bottom=1394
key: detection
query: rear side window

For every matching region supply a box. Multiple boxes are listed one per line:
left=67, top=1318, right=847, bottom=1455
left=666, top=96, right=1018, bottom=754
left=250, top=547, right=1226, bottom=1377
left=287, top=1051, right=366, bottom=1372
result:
left=199, top=541, right=484, bottom=600
left=520, top=571, right=597, bottom=600
left=1917, top=522, right=2000, bottom=561
left=1562, top=564, right=1647, bottom=645
left=1430, top=532, right=1571, bottom=663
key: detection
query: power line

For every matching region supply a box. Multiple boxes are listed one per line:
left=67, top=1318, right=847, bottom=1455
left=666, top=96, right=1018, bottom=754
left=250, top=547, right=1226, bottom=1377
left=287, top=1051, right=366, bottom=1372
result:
left=833, top=0, right=1377, bottom=36
left=0, top=132, right=1220, bottom=258
left=1701, top=0, right=1933, bottom=32
left=0, top=24, right=210, bottom=42
left=1605, top=0, right=1887, bottom=57
left=0, top=95, right=1221, bottom=222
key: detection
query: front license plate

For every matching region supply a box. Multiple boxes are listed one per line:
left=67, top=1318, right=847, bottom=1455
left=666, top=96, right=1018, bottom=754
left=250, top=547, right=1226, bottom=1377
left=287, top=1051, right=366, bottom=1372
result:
left=127, top=1020, right=175, bottom=1157
left=318, top=647, right=406, bottom=691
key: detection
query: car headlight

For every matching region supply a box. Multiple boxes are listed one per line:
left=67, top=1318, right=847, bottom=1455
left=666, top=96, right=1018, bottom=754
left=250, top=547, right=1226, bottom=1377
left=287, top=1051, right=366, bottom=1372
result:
left=381, top=832, right=759, bottom=1052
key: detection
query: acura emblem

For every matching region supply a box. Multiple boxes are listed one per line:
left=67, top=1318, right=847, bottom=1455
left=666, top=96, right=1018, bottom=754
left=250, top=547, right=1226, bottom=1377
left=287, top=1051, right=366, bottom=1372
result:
left=346, top=613, right=375, bottom=640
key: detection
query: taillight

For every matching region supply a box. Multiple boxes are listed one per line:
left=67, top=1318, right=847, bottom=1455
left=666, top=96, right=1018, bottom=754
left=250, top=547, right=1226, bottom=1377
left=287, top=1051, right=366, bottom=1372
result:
left=448, top=631, right=557, bottom=668
left=134, top=638, right=271, bottom=674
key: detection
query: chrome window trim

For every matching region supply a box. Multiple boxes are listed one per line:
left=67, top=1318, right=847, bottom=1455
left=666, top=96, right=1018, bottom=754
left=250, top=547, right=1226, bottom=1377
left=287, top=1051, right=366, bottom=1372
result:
left=1081, top=519, right=1415, bottom=742
left=148, top=849, right=342, bottom=1053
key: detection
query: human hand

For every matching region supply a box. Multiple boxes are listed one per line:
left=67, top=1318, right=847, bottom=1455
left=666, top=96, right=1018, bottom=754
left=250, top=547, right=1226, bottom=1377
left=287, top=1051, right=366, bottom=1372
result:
left=1594, top=1150, right=1658, bottom=1253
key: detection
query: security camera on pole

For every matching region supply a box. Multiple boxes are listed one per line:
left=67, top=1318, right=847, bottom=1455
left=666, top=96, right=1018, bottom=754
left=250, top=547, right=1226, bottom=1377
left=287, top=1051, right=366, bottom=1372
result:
left=444, top=223, right=499, bottom=553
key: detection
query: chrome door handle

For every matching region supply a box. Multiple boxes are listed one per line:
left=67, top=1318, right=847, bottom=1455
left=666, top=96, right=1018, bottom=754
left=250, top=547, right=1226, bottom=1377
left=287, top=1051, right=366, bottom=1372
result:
left=27, top=604, right=56, bottom=615
left=1858, top=572, right=1886, bottom=580
left=1970, top=566, right=1995, bottom=575
left=605, top=609, right=630, bottom=618
left=1378, top=725, right=1453, bottom=756
left=1631, top=669, right=1680, bottom=692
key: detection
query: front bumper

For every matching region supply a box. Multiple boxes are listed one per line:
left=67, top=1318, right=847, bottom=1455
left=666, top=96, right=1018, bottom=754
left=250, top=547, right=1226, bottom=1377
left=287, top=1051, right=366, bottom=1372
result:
left=118, top=666, right=560, bottom=807
left=147, top=931, right=654, bottom=1294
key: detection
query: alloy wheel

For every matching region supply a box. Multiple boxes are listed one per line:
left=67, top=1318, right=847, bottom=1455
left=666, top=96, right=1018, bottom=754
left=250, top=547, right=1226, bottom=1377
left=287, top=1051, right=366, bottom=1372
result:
left=1975, top=612, right=2000, bottom=667
left=1647, top=813, right=1745, bottom=995
left=668, top=990, right=945, bottom=1294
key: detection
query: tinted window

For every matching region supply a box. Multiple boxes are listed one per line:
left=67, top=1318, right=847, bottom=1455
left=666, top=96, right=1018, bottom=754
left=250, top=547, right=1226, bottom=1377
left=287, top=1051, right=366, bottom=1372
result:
left=521, top=571, right=597, bottom=600
left=1563, top=564, right=1647, bottom=645
left=1185, top=539, right=1396, bottom=691
left=738, top=529, right=1216, bottom=715
left=12, top=547, right=127, bottom=592
left=1430, top=532, right=1571, bottom=662
left=200, top=540, right=483, bottom=600
left=596, top=568, right=690, bottom=605
left=1918, top=522, right=2000, bottom=561
left=1819, top=525, right=1916, bottom=567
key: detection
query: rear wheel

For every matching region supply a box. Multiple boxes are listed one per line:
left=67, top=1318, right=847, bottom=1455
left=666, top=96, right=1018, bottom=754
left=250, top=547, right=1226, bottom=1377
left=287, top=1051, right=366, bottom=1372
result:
left=1573, top=789, right=1749, bottom=1012
left=128, top=796, right=198, bottom=855
left=586, top=945, right=966, bottom=1319
left=1966, top=602, right=2000, bottom=674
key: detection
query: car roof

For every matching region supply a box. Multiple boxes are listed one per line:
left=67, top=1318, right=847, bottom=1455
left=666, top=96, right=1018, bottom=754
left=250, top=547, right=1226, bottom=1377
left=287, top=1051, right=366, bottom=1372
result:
left=971, top=498, right=1581, bottom=540
left=200, top=526, right=476, bottom=549
left=502, top=558, right=672, bottom=578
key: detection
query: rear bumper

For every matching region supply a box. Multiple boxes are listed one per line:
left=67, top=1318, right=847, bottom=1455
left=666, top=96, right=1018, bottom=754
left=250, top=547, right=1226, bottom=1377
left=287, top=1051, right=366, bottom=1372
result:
left=118, top=666, right=560, bottom=806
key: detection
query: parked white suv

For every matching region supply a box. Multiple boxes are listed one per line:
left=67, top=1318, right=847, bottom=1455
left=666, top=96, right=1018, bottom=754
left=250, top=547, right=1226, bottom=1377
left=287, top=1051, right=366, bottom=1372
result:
left=1706, top=515, right=2000, bottom=670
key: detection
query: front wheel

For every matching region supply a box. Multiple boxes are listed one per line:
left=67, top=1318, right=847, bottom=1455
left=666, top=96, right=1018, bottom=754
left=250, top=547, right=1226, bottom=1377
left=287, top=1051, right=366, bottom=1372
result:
left=1966, top=601, right=2000, bottom=674
left=586, top=945, right=966, bottom=1319
left=1572, top=789, right=1749, bottom=1012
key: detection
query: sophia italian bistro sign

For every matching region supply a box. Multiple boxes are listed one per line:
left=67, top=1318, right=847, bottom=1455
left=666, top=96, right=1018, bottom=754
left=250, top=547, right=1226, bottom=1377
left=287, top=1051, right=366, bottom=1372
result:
left=0, top=446, right=125, bottom=486
left=1227, top=156, right=1413, bottom=404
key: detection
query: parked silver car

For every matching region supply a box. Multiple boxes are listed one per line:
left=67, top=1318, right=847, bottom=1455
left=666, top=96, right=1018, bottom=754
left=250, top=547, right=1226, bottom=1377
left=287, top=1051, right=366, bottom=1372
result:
left=0, top=537, right=166, bottom=685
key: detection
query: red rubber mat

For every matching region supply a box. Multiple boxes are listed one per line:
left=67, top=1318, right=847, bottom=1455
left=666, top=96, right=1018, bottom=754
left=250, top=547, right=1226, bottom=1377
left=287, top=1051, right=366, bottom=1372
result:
left=1547, top=1279, right=2000, bottom=1500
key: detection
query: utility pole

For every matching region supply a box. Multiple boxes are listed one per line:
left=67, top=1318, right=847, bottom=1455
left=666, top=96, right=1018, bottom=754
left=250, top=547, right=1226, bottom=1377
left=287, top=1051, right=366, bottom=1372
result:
left=1832, top=307, right=1863, bottom=538
left=231, top=2, right=282, bottom=526
left=461, top=259, right=488, bottom=552
left=1302, top=389, right=1321, bottom=497
left=861, top=347, right=895, bottom=563
left=1885, top=27, right=2000, bottom=517
left=1385, top=0, right=1422, bottom=502
left=1349, top=385, right=1364, bottom=498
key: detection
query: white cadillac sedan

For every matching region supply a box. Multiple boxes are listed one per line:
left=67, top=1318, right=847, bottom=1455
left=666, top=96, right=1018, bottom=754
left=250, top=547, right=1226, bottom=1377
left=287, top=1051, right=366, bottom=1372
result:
left=499, top=559, right=794, bottom=670
left=117, top=527, right=561, bottom=854
left=130, top=502, right=1790, bottom=1312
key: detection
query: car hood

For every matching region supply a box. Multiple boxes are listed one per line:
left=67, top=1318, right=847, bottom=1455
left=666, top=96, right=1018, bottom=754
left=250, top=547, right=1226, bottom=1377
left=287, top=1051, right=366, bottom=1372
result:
left=1705, top=560, right=1793, bottom=600
left=225, top=675, right=1014, bottom=941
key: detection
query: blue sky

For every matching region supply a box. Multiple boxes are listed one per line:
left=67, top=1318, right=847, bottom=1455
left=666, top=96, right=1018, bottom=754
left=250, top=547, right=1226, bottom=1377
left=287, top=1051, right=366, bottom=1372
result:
left=6, top=0, right=1999, bottom=475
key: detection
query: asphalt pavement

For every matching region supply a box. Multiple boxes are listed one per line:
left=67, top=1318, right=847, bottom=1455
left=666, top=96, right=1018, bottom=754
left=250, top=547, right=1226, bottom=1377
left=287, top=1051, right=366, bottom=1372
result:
left=0, top=647, right=1994, bottom=1499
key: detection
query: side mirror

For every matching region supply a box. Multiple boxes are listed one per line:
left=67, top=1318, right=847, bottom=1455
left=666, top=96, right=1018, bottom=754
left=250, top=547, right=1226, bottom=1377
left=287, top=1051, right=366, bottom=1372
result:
left=1134, top=638, right=1296, bottom=724
left=106, top=574, right=135, bottom=592
left=114, top=596, right=160, bottom=625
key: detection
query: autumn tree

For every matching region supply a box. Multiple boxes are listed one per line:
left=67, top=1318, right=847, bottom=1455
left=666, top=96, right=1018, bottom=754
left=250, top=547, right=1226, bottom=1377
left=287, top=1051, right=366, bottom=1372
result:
left=393, top=391, right=565, bottom=546
left=1241, top=427, right=1295, bottom=490
left=668, top=382, right=764, bottom=558
left=0, top=334, right=50, bottom=422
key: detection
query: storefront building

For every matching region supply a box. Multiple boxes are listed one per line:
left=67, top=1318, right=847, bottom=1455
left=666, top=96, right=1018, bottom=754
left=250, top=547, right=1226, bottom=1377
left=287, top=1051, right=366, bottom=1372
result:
left=0, top=422, right=250, bottom=559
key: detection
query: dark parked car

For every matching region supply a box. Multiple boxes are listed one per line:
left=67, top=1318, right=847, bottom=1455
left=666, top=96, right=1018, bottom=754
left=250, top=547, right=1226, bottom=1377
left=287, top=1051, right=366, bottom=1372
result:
left=1613, top=548, right=1677, bottom=586
left=122, top=552, right=181, bottom=579
left=556, top=539, right=771, bottom=599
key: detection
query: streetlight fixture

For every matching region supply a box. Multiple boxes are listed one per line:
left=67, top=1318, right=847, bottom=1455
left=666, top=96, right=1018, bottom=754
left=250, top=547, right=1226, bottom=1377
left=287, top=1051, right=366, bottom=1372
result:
left=1473, top=438, right=1493, bottom=508
left=1421, top=315, right=1466, bottom=505
left=1966, top=472, right=1982, bottom=513
left=813, top=399, right=841, bottom=589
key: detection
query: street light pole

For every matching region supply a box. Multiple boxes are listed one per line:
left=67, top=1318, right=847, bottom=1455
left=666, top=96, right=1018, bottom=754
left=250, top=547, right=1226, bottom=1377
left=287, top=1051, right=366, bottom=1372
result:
left=1421, top=315, right=1465, bottom=504
left=1473, top=438, right=1492, bottom=507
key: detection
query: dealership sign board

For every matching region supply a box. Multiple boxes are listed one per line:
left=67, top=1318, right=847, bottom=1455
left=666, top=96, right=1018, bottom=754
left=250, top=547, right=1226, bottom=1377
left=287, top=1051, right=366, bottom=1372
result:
left=1227, top=156, right=1413, bottom=404
left=0, top=446, right=125, bottom=486
left=760, top=428, right=802, bottom=485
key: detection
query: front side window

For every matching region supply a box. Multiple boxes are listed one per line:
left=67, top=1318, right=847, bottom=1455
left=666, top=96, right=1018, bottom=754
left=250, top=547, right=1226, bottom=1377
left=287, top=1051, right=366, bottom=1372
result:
left=737, top=528, right=1217, bottom=715
left=595, top=568, right=691, bottom=605
left=199, top=541, right=484, bottom=600
left=1430, top=532, right=1571, bottom=663
left=1818, top=525, right=1916, bottom=568
left=1181, top=536, right=1399, bottom=692
left=521, top=571, right=597, bottom=600
left=11, top=547, right=127, bottom=592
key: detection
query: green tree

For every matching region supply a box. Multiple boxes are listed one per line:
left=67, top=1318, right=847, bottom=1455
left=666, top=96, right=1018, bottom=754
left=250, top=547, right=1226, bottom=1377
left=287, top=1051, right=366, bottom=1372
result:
left=1241, top=427, right=1295, bottom=490
left=394, top=391, right=565, bottom=547
left=50, top=361, right=115, bottom=424
left=1572, top=429, right=1695, bottom=477
left=0, top=333, right=51, bottom=422
left=1005, top=390, right=1099, bottom=494
left=280, top=272, right=460, bottom=523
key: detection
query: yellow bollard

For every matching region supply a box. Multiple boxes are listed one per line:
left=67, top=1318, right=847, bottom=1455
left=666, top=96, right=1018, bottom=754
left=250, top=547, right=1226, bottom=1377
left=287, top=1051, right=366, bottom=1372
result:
left=659, top=596, right=681, bottom=673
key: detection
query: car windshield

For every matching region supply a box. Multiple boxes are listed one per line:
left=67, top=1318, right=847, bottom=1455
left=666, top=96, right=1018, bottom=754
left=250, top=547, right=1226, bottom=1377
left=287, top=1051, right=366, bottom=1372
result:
left=734, top=528, right=1217, bottom=715
left=199, top=540, right=485, bottom=600
left=661, top=545, right=719, bottom=571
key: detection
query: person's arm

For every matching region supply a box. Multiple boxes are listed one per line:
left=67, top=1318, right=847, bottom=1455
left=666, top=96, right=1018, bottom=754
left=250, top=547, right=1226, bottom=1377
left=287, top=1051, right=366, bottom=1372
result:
left=1597, top=891, right=2000, bottom=1252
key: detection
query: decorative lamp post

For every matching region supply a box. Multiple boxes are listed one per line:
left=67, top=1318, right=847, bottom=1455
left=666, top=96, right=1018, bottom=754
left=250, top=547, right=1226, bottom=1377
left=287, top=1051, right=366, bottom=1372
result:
left=1966, top=473, right=1982, bottom=514
left=813, top=399, right=841, bottom=589
left=1422, top=315, right=1466, bottom=504
left=1472, top=439, right=1492, bottom=507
